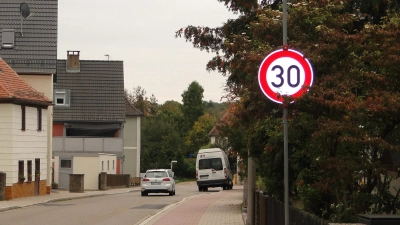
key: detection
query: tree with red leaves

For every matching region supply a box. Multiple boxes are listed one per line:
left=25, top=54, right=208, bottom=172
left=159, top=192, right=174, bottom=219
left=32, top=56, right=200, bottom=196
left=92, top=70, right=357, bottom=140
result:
left=177, top=0, right=400, bottom=222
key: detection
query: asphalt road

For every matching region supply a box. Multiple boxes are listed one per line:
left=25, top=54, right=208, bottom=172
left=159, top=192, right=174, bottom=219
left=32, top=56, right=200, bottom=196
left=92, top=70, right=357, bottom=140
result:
left=0, top=181, right=222, bottom=225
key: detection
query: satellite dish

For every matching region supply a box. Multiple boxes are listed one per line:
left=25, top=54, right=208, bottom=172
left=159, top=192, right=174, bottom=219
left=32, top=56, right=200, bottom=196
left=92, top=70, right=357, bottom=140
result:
left=20, top=3, right=31, bottom=19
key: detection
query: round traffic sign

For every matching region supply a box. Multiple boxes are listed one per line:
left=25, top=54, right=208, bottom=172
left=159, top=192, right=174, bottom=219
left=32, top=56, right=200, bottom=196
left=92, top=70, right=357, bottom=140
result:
left=258, top=48, right=313, bottom=104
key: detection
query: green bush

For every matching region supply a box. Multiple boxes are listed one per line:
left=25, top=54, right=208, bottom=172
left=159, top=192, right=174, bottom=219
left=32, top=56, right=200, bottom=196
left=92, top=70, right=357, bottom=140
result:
left=173, top=151, right=196, bottom=179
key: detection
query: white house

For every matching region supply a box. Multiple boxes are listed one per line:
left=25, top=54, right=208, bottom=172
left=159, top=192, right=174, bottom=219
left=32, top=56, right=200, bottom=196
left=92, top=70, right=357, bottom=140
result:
left=53, top=153, right=116, bottom=190
left=0, top=58, right=52, bottom=199
left=52, top=52, right=143, bottom=189
left=0, top=0, right=58, bottom=198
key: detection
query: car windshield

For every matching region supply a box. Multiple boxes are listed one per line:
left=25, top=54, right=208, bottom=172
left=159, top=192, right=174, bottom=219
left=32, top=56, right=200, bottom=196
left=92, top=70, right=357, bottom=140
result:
left=145, top=171, right=168, bottom=178
left=199, top=158, right=223, bottom=170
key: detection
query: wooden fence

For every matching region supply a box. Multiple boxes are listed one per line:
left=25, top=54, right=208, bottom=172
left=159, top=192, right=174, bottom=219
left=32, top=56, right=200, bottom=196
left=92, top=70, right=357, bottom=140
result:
left=255, top=191, right=329, bottom=225
left=106, top=174, right=130, bottom=188
left=130, top=177, right=141, bottom=186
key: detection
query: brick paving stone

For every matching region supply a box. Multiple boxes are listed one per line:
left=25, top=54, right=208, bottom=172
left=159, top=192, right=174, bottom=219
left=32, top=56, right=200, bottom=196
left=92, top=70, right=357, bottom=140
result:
left=147, top=186, right=244, bottom=225
left=198, top=189, right=243, bottom=225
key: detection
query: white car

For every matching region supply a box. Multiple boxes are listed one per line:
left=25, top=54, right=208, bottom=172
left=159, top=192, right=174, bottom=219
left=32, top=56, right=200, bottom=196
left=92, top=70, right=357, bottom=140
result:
left=141, top=169, right=175, bottom=196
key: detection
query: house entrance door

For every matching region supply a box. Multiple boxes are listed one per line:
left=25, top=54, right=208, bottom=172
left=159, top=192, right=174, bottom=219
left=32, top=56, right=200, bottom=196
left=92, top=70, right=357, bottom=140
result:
left=59, top=158, right=72, bottom=190
left=34, top=159, right=40, bottom=196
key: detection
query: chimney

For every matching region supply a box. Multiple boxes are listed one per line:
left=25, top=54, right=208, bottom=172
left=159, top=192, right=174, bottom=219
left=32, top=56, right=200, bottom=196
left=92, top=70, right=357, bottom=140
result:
left=66, top=51, right=80, bottom=73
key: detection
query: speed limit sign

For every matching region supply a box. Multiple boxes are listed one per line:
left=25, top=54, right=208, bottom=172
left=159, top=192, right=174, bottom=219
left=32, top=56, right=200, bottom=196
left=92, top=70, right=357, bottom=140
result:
left=258, top=48, right=313, bottom=104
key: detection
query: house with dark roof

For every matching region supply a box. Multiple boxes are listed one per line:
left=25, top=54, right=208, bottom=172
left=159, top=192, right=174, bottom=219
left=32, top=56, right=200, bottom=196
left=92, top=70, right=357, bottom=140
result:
left=208, top=110, right=242, bottom=183
left=0, top=0, right=58, bottom=198
left=0, top=58, right=52, bottom=199
left=208, top=111, right=232, bottom=148
left=52, top=51, right=143, bottom=190
left=124, top=98, right=144, bottom=179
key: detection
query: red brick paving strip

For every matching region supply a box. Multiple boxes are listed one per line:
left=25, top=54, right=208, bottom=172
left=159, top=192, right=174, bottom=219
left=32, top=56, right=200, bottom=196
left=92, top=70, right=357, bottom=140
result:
left=198, top=189, right=243, bottom=225
left=152, top=193, right=217, bottom=225
left=152, top=188, right=243, bottom=225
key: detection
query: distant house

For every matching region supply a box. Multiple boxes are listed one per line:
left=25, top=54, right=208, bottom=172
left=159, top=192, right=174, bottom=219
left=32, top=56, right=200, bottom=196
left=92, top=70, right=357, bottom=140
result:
left=208, top=111, right=232, bottom=148
left=208, top=110, right=242, bottom=183
left=52, top=51, right=142, bottom=189
left=0, top=58, right=52, bottom=199
left=0, top=0, right=58, bottom=197
left=124, top=98, right=144, bottom=179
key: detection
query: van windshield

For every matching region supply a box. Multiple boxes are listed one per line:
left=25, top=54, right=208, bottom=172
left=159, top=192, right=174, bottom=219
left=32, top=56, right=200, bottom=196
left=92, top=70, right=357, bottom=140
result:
left=199, top=158, right=223, bottom=170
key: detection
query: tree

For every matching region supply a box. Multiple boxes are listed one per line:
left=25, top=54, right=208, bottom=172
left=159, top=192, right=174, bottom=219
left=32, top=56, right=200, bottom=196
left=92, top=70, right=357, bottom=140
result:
left=177, top=0, right=400, bottom=222
left=140, top=115, right=184, bottom=172
left=159, top=100, right=185, bottom=137
left=181, top=81, right=205, bottom=133
left=185, top=114, right=217, bottom=155
left=125, top=86, right=158, bottom=116
left=173, top=150, right=196, bottom=179
left=204, top=100, right=228, bottom=119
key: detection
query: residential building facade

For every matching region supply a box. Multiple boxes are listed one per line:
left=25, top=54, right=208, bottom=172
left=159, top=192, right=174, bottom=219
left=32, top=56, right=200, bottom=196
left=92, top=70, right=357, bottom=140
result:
left=52, top=51, right=142, bottom=189
left=0, top=0, right=58, bottom=197
left=124, top=98, right=143, bottom=178
left=0, top=59, right=52, bottom=199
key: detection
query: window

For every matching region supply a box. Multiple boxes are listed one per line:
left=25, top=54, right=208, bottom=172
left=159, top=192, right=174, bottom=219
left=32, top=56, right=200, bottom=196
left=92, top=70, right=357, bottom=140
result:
left=2, top=29, right=15, bottom=49
left=102, top=161, right=104, bottom=171
left=198, top=158, right=223, bottom=170
left=21, top=106, right=26, bottom=131
left=145, top=171, right=168, bottom=178
left=107, top=160, right=109, bottom=170
left=54, top=89, right=70, bottom=107
left=37, top=108, right=42, bottom=131
left=18, top=160, right=24, bottom=180
left=60, top=160, right=71, bottom=168
left=27, top=160, right=32, bottom=181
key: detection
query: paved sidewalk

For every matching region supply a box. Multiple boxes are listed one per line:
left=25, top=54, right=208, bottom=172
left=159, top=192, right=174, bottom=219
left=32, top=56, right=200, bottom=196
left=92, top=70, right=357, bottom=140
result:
left=0, top=185, right=140, bottom=212
left=137, top=185, right=245, bottom=225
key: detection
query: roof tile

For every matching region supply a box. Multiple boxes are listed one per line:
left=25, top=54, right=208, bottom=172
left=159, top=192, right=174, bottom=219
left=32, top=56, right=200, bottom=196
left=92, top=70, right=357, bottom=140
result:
left=53, top=59, right=126, bottom=122
left=125, top=98, right=144, bottom=116
left=0, top=58, right=51, bottom=104
left=0, top=0, right=58, bottom=74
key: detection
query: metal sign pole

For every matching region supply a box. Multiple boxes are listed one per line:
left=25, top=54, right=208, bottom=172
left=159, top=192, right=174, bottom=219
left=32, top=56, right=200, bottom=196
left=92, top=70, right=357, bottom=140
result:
left=282, top=0, right=289, bottom=224
left=259, top=1, right=313, bottom=224
left=284, top=107, right=289, bottom=225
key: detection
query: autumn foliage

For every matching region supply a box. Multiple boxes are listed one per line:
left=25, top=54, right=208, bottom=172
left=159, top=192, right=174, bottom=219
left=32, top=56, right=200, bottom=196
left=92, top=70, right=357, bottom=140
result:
left=177, top=0, right=400, bottom=222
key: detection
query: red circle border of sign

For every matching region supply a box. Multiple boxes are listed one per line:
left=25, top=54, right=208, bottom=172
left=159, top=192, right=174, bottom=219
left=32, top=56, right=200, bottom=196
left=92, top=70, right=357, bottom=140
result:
left=258, top=49, right=313, bottom=104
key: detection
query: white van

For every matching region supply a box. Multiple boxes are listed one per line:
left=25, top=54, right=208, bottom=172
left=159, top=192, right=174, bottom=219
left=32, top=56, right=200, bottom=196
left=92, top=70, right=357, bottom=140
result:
left=196, top=148, right=233, bottom=191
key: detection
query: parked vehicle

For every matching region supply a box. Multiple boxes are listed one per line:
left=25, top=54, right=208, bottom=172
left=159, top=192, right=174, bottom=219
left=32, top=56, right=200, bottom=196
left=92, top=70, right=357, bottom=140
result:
left=141, top=169, right=175, bottom=196
left=196, top=148, right=233, bottom=191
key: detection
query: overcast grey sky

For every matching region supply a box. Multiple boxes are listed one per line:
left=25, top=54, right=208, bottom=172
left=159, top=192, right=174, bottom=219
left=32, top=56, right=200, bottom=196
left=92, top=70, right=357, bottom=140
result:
left=58, top=0, right=237, bottom=104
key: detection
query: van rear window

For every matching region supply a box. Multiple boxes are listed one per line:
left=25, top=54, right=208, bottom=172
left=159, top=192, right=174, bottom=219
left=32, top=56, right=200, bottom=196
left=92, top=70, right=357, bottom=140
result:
left=199, top=158, right=223, bottom=170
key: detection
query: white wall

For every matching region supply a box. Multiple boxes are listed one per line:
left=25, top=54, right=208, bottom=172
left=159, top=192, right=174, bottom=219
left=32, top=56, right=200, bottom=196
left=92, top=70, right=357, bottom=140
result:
left=0, top=104, right=14, bottom=185
left=69, top=154, right=116, bottom=190
left=72, top=156, right=99, bottom=190
left=123, top=116, right=141, bottom=177
left=53, top=156, right=59, bottom=184
left=20, top=74, right=53, bottom=186
left=99, top=154, right=117, bottom=175
left=210, top=136, right=216, bottom=144
left=0, top=104, right=48, bottom=185
left=19, top=75, right=53, bottom=98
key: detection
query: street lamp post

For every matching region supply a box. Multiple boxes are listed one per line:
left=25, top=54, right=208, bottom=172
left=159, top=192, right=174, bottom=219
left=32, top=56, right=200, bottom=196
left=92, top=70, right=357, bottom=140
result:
left=171, top=160, right=177, bottom=170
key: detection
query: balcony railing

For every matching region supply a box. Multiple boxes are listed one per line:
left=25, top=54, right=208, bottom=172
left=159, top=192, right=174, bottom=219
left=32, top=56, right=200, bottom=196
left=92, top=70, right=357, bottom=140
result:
left=52, top=137, right=123, bottom=153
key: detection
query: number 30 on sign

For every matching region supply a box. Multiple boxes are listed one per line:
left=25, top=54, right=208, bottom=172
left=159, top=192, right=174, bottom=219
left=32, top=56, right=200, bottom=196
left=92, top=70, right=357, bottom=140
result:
left=258, top=48, right=314, bottom=104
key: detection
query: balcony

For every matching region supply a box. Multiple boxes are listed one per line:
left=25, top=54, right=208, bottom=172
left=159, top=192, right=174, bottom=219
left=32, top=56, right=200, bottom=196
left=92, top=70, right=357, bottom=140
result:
left=52, top=137, right=123, bottom=156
